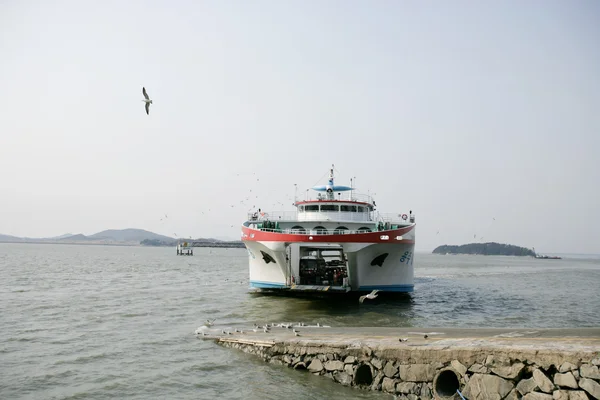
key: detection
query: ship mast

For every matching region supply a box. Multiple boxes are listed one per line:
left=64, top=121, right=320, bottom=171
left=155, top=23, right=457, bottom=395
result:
left=327, top=164, right=335, bottom=200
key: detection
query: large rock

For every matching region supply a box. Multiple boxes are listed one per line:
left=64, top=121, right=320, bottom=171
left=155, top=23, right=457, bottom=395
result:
left=344, top=364, right=354, bottom=376
left=486, top=355, right=511, bottom=367
left=554, top=372, right=579, bottom=389
left=463, top=373, right=514, bottom=400
left=344, top=356, right=356, bottom=364
left=579, top=377, right=600, bottom=400
left=382, top=377, right=397, bottom=393
left=581, top=365, right=600, bottom=380
left=308, top=358, right=323, bottom=373
left=560, top=362, right=579, bottom=373
left=470, top=364, right=490, bottom=374
left=384, top=361, right=398, bottom=378
left=333, top=371, right=352, bottom=386
left=592, top=359, right=600, bottom=367
left=420, top=384, right=432, bottom=399
left=324, top=360, right=344, bottom=372
left=553, top=390, right=570, bottom=400
left=397, top=382, right=418, bottom=394
left=370, top=371, right=384, bottom=391
left=534, top=369, right=556, bottom=393
left=524, top=393, right=554, bottom=400
left=492, top=363, right=526, bottom=380
left=399, top=364, right=436, bottom=382
left=506, top=389, right=520, bottom=400
left=569, top=391, right=589, bottom=400
left=517, top=377, right=539, bottom=395
left=451, top=360, right=468, bottom=377
left=371, top=358, right=383, bottom=370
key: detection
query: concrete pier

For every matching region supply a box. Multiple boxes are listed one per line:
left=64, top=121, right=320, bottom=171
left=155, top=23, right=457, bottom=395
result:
left=197, top=326, right=600, bottom=399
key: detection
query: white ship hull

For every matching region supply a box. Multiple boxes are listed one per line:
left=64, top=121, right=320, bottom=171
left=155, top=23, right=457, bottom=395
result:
left=242, top=224, right=416, bottom=293
left=241, top=164, right=417, bottom=295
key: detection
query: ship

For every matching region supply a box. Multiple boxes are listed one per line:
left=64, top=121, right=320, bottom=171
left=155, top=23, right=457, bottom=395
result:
left=241, top=165, right=416, bottom=295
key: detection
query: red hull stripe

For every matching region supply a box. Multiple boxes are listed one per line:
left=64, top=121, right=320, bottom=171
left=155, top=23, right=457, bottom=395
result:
left=241, top=225, right=415, bottom=244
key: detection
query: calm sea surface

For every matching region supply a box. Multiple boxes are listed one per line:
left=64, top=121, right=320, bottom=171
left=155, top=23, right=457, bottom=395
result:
left=1, top=244, right=599, bottom=399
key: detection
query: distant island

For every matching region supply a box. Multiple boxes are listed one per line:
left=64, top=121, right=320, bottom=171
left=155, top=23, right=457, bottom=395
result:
left=0, top=228, right=244, bottom=248
left=432, top=242, right=536, bottom=257
left=140, top=238, right=245, bottom=248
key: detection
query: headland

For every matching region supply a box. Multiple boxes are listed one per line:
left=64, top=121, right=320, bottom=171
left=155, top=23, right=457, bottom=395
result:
left=433, top=243, right=536, bottom=257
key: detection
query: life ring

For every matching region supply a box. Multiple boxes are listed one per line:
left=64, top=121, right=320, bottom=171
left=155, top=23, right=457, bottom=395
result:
left=401, top=214, right=408, bottom=221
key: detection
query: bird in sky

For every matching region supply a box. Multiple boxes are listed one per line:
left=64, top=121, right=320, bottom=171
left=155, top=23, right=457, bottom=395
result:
left=142, top=87, right=153, bottom=115
left=359, top=289, right=379, bottom=303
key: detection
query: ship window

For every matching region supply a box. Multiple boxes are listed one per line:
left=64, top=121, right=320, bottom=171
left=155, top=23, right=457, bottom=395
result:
left=291, top=225, right=306, bottom=234
left=357, top=206, right=365, bottom=212
left=305, top=205, right=319, bottom=212
left=299, top=205, right=305, bottom=212
left=314, top=226, right=328, bottom=234
left=333, top=226, right=348, bottom=234
left=358, top=227, right=372, bottom=233
left=341, top=205, right=357, bottom=212
left=320, top=205, right=338, bottom=212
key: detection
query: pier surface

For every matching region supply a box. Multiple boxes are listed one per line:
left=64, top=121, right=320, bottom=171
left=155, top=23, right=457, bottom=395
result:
left=204, top=326, right=600, bottom=353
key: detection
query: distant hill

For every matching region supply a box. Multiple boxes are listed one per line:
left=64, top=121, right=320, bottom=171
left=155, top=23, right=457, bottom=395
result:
left=50, top=233, right=75, bottom=239
left=0, top=233, right=23, bottom=242
left=59, top=234, right=91, bottom=241
left=0, top=229, right=243, bottom=248
left=433, top=242, right=536, bottom=257
left=87, top=229, right=175, bottom=242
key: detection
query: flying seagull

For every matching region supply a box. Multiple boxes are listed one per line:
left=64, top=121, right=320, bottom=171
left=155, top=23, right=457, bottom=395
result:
left=142, top=87, right=153, bottom=115
left=359, top=289, right=379, bottom=303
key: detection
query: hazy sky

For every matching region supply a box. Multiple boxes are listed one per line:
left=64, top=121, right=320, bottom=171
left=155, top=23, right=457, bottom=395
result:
left=1, top=1, right=599, bottom=253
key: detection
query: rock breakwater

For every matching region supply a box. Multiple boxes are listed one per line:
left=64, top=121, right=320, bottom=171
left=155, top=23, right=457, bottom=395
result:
left=206, top=328, right=600, bottom=400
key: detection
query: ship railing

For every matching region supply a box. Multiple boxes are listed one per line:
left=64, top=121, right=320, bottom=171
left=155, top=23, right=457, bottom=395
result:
left=297, top=211, right=372, bottom=222
left=300, top=192, right=374, bottom=203
left=297, top=192, right=373, bottom=204
left=247, top=211, right=297, bottom=221
left=376, top=212, right=416, bottom=224
left=256, top=227, right=376, bottom=235
left=247, top=211, right=415, bottom=224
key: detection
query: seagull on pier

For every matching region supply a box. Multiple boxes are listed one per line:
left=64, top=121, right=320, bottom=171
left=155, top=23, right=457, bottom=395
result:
left=359, top=289, right=379, bottom=303
left=142, top=87, right=153, bottom=115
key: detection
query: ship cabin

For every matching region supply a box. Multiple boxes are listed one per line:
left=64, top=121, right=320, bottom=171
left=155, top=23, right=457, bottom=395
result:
left=246, top=193, right=414, bottom=236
